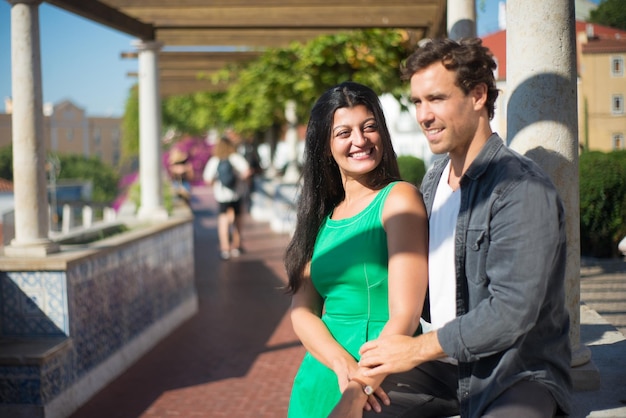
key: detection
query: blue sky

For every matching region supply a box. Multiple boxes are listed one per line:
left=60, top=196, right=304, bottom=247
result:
left=0, top=1, right=528, bottom=117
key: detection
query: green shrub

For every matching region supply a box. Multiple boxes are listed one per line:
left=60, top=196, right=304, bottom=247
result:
left=127, top=180, right=174, bottom=215
left=397, top=155, right=426, bottom=187
left=55, top=154, right=120, bottom=204
left=579, top=150, right=626, bottom=258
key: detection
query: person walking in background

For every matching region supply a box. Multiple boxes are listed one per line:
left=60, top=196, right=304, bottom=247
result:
left=330, top=37, right=571, bottom=418
left=203, top=136, right=251, bottom=260
left=167, top=148, right=194, bottom=205
left=238, top=135, right=263, bottom=213
left=284, top=81, right=429, bottom=417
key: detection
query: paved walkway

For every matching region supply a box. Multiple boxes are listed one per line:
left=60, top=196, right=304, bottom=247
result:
left=580, top=258, right=626, bottom=337
left=68, top=185, right=626, bottom=418
left=69, top=185, right=304, bottom=418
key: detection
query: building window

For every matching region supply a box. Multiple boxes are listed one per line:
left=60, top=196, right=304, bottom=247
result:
left=612, top=94, right=624, bottom=115
left=67, top=128, right=73, bottom=141
left=94, top=128, right=101, bottom=145
left=611, top=56, right=624, bottom=77
left=612, top=133, right=624, bottom=150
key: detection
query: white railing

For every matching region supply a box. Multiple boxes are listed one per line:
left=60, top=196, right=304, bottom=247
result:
left=1, top=203, right=119, bottom=246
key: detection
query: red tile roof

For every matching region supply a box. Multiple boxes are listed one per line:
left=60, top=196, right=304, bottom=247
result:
left=481, top=21, right=626, bottom=80
left=0, top=178, right=14, bottom=192
left=482, top=30, right=506, bottom=80
left=582, top=37, right=626, bottom=54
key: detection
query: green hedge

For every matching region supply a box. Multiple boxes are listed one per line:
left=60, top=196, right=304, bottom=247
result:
left=579, top=150, right=626, bottom=258
left=397, top=155, right=426, bottom=187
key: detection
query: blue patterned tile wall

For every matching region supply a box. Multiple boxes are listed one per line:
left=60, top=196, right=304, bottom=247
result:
left=1, top=271, right=68, bottom=337
left=0, top=220, right=196, bottom=407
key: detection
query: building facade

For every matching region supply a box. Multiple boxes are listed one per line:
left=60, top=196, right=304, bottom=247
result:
left=482, top=21, right=626, bottom=152
left=0, top=98, right=122, bottom=167
left=578, top=32, right=626, bottom=151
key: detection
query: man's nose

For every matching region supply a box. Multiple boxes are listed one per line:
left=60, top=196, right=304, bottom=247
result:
left=415, top=104, right=432, bottom=125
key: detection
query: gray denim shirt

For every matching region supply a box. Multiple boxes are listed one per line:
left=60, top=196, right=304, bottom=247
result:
left=420, top=134, right=572, bottom=417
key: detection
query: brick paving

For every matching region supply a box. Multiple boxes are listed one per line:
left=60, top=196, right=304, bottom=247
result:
left=580, top=257, right=626, bottom=338
left=69, top=185, right=304, bottom=418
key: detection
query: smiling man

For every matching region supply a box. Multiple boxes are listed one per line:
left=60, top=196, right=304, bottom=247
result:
left=329, top=37, right=572, bottom=418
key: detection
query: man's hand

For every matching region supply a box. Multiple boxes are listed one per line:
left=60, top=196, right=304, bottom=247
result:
left=358, top=332, right=445, bottom=378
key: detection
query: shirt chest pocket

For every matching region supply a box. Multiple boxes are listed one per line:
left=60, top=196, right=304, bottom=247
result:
left=465, top=228, right=489, bottom=286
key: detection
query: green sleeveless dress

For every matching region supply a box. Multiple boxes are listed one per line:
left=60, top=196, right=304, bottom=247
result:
left=288, top=182, right=398, bottom=418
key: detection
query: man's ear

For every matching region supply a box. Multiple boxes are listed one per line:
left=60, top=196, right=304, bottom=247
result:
left=472, top=83, right=488, bottom=110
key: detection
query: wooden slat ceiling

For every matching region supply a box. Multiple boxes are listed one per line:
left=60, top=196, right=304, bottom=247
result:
left=45, top=0, right=447, bottom=96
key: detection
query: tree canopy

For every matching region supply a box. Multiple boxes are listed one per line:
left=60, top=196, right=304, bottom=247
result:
left=121, top=84, right=140, bottom=161
left=137, top=29, right=414, bottom=149
left=214, top=29, right=412, bottom=133
left=54, top=154, right=121, bottom=204
left=589, top=0, right=626, bottom=30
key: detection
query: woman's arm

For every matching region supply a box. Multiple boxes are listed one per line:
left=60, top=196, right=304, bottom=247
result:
left=381, top=181, right=428, bottom=338
left=290, top=276, right=360, bottom=391
left=349, top=182, right=429, bottom=402
left=202, top=157, right=217, bottom=185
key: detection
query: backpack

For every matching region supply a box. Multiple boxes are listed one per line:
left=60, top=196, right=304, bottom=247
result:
left=217, top=158, right=237, bottom=189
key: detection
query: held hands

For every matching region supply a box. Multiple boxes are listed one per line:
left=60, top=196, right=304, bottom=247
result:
left=349, top=368, right=390, bottom=413
left=358, top=334, right=424, bottom=377
left=335, top=362, right=390, bottom=413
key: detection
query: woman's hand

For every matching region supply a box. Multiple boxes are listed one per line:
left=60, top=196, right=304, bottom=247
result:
left=349, top=367, right=390, bottom=413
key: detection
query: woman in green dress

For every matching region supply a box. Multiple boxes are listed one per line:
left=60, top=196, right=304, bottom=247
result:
left=284, top=81, right=429, bottom=417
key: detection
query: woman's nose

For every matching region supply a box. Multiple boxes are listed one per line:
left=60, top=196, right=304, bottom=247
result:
left=352, top=130, right=367, bottom=146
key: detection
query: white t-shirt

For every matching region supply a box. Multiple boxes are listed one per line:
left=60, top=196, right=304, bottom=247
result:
left=428, top=160, right=460, bottom=331
left=202, top=153, right=249, bottom=203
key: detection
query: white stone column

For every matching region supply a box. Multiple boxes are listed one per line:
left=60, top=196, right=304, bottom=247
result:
left=133, top=40, right=168, bottom=220
left=5, top=0, right=59, bottom=257
left=282, top=100, right=300, bottom=183
left=447, top=0, right=476, bottom=40
left=506, top=0, right=596, bottom=388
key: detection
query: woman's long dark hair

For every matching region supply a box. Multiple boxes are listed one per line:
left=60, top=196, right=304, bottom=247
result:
left=284, top=81, right=400, bottom=294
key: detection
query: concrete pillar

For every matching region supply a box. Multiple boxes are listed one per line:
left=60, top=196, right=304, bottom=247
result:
left=506, top=0, right=597, bottom=388
left=62, top=204, right=73, bottom=233
left=5, top=0, right=59, bottom=257
left=133, top=40, right=168, bottom=221
left=447, top=0, right=476, bottom=40
left=282, top=100, right=300, bottom=183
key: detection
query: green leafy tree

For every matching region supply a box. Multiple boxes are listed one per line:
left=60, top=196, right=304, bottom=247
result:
left=294, top=29, right=411, bottom=109
left=213, top=45, right=302, bottom=135
left=0, top=147, right=120, bottom=204
left=162, top=90, right=227, bottom=136
left=125, top=29, right=415, bottom=149
left=208, top=29, right=413, bottom=134
left=55, top=154, right=120, bottom=204
left=0, top=145, right=13, bottom=180
left=579, top=150, right=626, bottom=258
left=589, top=0, right=626, bottom=30
left=121, top=84, right=140, bottom=161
